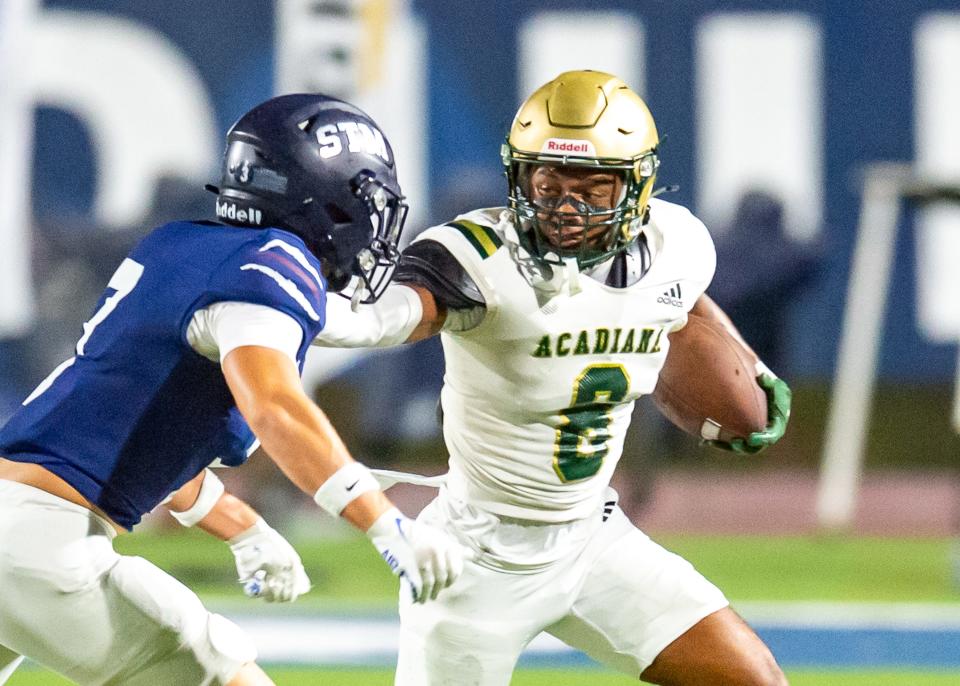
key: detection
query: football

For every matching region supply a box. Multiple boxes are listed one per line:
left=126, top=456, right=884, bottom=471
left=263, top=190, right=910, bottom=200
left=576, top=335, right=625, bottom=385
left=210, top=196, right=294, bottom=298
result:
left=652, top=314, right=768, bottom=443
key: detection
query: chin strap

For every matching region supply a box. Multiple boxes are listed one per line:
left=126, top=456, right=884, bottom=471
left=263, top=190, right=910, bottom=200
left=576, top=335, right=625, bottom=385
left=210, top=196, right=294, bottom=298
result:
left=563, top=257, right=582, bottom=296
left=350, top=284, right=366, bottom=312
left=498, top=211, right=553, bottom=289
left=499, top=211, right=586, bottom=298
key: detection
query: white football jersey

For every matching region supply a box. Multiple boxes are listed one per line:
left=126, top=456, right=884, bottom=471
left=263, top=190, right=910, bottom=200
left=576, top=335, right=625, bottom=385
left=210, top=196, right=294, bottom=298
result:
left=417, top=199, right=716, bottom=522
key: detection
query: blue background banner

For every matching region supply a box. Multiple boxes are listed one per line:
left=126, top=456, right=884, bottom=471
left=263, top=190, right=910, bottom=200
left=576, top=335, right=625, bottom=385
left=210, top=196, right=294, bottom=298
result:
left=14, top=0, right=960, bottom=382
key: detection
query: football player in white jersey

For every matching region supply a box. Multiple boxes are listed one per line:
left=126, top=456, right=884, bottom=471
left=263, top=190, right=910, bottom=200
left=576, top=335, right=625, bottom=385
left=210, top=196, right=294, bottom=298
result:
left=315, top=71, right=792, bottom=685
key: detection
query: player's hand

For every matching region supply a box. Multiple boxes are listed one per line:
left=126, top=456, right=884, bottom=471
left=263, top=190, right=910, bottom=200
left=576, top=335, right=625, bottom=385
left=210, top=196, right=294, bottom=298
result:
left=705, top=374, right=792, bottom=454
left=366, top=507, right=471, bottom=603
left=228, top=518, right=311, bottom=602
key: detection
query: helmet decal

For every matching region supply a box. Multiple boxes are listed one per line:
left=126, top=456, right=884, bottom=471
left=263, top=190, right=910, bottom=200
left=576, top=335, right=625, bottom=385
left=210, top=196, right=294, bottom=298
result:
left=540, top=138, right=597, bottom=155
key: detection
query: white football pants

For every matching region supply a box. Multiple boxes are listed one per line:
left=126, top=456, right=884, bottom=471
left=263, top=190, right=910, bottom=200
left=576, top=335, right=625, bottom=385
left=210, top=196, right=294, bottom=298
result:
left=0, top=480, right=256, bottom=686
left=0, top=644, right=23, bottom=684
left=395, top=490, right=728, bottom=686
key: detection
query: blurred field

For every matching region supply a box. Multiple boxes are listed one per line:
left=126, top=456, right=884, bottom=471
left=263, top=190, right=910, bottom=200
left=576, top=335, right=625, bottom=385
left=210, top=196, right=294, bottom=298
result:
left=9, top=666, right=960, bottom=685
left=7, top=531, right=959, bottom=684
left=112, top=528, right=959, bottom=604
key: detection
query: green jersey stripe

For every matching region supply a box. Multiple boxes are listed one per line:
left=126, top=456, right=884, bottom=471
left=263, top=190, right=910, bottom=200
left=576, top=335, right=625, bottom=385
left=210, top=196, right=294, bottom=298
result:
left=446, top=220, right=502, bottom=258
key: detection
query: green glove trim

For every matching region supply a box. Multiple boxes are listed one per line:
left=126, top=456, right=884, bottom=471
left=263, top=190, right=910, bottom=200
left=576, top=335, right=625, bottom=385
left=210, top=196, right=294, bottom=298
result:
left=703, top=373, right=792, bottom=454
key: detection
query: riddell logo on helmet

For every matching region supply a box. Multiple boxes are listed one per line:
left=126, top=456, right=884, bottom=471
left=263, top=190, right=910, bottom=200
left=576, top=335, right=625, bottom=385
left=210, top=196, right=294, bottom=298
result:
left=541, top=138, right=597, bottom=156
left=216, top=199, right=262, bottom=225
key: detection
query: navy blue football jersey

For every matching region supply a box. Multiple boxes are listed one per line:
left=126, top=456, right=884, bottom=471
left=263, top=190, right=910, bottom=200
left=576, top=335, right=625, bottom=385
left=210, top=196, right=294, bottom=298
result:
left=0, top=221, right=328, bottom=529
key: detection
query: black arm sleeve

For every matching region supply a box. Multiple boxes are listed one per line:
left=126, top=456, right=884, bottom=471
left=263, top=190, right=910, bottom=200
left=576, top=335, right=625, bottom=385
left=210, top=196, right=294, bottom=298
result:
left=394, top=239, right=486, bottom=309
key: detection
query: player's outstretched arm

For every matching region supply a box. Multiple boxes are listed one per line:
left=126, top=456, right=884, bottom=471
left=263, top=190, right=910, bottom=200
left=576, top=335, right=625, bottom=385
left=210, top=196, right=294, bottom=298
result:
left=166, top=469, right=310, bottom=602
left=312, top=283, right=445, bottom=349
left=689, top=294, right=792, bottom=453
left=221, top=345, right=469, bottom=602
left=313, top=238, right=489, bottom=348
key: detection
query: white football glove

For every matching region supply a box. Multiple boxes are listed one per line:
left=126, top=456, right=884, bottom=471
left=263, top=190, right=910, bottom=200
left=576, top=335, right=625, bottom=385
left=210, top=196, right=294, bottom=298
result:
left=366, top=507, right=471, bottom=603
left=228, top=518, right=311, bottom=603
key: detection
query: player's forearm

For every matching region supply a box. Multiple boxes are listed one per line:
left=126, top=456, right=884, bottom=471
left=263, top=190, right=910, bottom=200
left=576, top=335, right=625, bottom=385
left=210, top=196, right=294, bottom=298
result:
left=223, top=346, right=395, bottom=531
left=244, top=389, right=354, bottom=494
left=241, top=392, right=391, bottom=529
left=167, top=470, right=258, bottom=539
left=195, top=491, right=260, bottom=541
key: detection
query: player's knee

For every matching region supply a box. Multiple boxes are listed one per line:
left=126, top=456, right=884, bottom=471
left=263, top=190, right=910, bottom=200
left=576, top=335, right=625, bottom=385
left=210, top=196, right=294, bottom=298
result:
left=109, top=556, right=258, bottom=683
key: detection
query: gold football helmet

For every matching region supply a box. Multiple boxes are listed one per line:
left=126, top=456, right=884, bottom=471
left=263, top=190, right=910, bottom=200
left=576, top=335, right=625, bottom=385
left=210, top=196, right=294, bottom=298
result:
left=501, top=70, right=659, bottom=269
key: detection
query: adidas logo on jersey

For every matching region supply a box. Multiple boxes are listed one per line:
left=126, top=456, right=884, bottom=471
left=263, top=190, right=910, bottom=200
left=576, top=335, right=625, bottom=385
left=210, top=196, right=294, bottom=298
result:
left=657, top=283, right=684, bottom=308
left=216, top=199, right=262, bottom=226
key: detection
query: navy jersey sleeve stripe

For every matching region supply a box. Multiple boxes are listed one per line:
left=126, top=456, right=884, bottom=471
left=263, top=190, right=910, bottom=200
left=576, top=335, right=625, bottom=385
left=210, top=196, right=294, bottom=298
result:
left=258, top=238, right=324, bottom=290
left=239, top=263, right=321, bottom=321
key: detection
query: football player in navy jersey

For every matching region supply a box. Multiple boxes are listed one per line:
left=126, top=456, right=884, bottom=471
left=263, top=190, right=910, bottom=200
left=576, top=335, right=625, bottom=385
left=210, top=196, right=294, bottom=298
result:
left=0, top=94, right=470, bottom=686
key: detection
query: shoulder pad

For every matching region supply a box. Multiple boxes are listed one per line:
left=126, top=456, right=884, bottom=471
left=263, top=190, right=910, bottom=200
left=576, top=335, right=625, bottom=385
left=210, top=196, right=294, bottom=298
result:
left=647, top=199, right=717, bottom=295
left=395, top=240, right=485, bottom=309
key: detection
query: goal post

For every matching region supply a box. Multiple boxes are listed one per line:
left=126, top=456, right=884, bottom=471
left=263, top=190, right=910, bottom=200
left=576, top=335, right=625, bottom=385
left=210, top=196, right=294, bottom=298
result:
left=815, top=163, right=960, bottom=531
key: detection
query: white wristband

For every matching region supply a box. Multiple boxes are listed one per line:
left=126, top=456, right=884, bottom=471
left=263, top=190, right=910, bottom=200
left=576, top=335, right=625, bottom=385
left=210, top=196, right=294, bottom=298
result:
left=170, top=469, right=225, bottom=527
left=312, top=462, right=381, bottom=517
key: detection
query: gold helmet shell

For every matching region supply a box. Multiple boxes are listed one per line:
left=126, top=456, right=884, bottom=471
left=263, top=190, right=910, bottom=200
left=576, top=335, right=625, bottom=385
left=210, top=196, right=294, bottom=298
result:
left=502, top=70, right=660, bottom=268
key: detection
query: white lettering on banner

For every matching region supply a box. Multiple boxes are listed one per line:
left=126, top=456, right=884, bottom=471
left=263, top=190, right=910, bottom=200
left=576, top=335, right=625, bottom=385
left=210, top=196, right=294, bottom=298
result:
left=695, top=14, right=823, bottom=242
left=3, top=2, right=954, bottom=359
left=31, top=11, right=217, bottom=228
left=0, top=0, right=37, bottom=335
left=915, top=15, right=960, bottom=342
left=518, top=11, right=645, bottom=104
left=0, top=5, right=216, bottom=334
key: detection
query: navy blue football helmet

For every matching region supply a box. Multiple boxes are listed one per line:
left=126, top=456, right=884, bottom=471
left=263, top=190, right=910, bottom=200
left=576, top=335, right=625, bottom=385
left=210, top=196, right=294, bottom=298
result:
left=210, top=93, right=408, bottom=302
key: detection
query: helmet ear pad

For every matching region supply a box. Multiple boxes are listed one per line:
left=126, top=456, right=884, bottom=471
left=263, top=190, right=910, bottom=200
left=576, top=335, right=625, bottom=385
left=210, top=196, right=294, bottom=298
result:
left=319, top=261, right=353, bottom=293
left=309, top=216, right=368, bottom=294
left=288, top=198, right=385, bottom=294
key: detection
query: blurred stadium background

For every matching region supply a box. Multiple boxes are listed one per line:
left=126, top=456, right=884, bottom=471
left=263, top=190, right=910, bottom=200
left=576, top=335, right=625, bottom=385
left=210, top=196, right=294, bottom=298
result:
left=3, top=0, right=960, bottom=683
